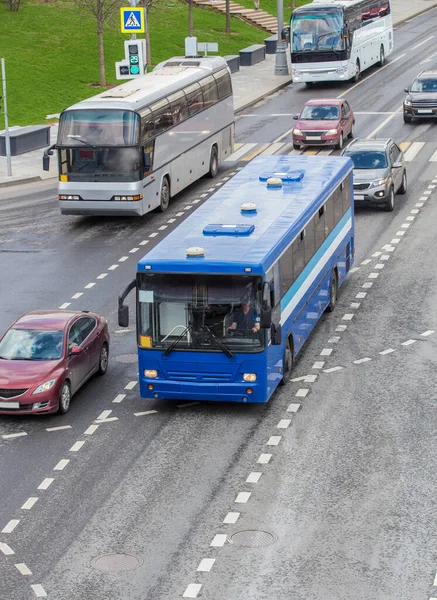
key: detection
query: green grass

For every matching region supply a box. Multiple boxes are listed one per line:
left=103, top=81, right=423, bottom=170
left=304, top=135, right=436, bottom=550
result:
left=0, top=0, right=266, bottom=126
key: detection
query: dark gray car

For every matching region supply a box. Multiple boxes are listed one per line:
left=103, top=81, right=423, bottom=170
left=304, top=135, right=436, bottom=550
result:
left=403, top=70, right=437, bottom=123
left=341, top=138, right=407, bottom=211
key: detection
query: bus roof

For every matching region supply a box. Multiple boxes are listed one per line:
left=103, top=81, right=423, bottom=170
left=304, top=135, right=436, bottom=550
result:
left=138, top=155, right=353, bottom=276
left=63, top=56, right=228, bottom=113
left=292, top=0, right=365, bottom=12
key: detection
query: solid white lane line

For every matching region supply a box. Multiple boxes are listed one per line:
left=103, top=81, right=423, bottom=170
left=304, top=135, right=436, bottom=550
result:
left=59, top=302, right=70, bottom=310
left=2, top=432, right=27, bottom=439
left=108, top=264, right=119, bottom=270
left=403, top=142, right=425, bottom=162
left=210, top=534, right=227, bottom=547
left=84, top=425, right=99, bottom=435
left=312, top=361, right=325, bottom=369
left=356, top=292, right=367, bottom=299
left=113, top=394, right=126, bottom=403
left=14, top=563, right=32, bottom=575
left=21, top=497, right=38, bottom=510
left=421, top=330, right=435, bottom=337
left=31, top=585, right=47, bottom=598
left=353, top=357, right=371, bottom=364
left=2, top=519, right=19, bottom=533
left=267, top=436, right=282, bottom=446
left=246, top=472, right=262, bottom=483
left=274, top=125, right=296, bottom=143
left=38, top=478, right=54, bottom=490
left=367, top=106, right=402, bottom=138
left=277, top=419, right=292, bottom=429
left=125, top=381, right=137, bottom=390
left=401, top=339, right=416, bottom=346
left=412, top=35, right=434, bottom=50
left=223, top=512, right=240, bottom=524
left=85, top=282, right=96, bottom=289
left=337, top=54, right=405, bottom=98
left=46, top=425, right=71, bottom=432
left=287, top=403, right=301, bottom=413
left=134, top=410, right=158, bottom=416
left=71, top=293, right=83, bottom=300
left=96, top=273, right=107, bottom=280
left=183, top=584, right=202, bottom=598
left=119, top=256, right=129, bottom=262
left=54, top=459, right=69, bottom=471
left=235, top=492, right=251, bottom=503
left=97, top=410, right=112, bottom=421
left=295, top=388, right=309, bottom=397
left=257, top=453, right=272, bottom=464
left=380, top=348, right=395, bottom=355
left=343, top=314, right=354, bottom=320
left=0, top=543, right=14, bottom=555
left=324, top=366, right=344, bottom=373
left=320, top=348, right=332, bottom=356
left=197, top=558, right=215, bottom=572
left=70, top=441, right=85, bottom=452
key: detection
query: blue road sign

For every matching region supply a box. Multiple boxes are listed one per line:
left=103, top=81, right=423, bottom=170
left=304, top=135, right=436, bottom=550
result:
left=120, top=7, right=145, bottom=33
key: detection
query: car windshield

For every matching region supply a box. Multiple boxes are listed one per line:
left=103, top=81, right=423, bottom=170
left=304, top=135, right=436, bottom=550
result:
left=411, top=78, right=437, bottom=92
left=0, top=329, right=64, bottom=360
left=138, top=273, right=264, bottom=354
left=343, top=150, right=388, bottom=169
left=300, top=105, right=339, bottom=120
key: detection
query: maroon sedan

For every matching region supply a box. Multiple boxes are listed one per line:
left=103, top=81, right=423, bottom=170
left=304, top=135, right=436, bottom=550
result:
left=0, top=310, right=110, bottom=415
left=292, top=98, right=355, bottom=150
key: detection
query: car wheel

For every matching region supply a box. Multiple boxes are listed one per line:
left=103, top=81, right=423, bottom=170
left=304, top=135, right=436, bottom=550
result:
left=348, top=121, right=355, bottom=139
left=293, top=142, right=300, bottom=150
left=398, top=170, right=407, bottom=195
left=58, top=381, right=71, bottom=415
left=208, top=146, right=218, bottom=178
left=279, top=336, right=293, bottom=387
left=98, top=343, right=109, bottom=376
left=384, top=186, right=395, bottom=211
left=379, top=45, right=385, bottom=66
left=337, top=132, right=344, bottom=150
left=158, top=177, right=170, bottom=212
left=326, top=270, right=338, bottom=312
left=403, top=113, right=412, bottom=123
left=353, top=60, right=360, bottom=83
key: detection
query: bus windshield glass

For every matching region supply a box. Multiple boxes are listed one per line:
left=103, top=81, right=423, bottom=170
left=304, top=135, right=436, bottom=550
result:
left=58, top=109, right=140, bottom=146
left=138, top=273, right=264, bottom=353
left=291, top=11, right=344, bottom=52
left=59, top=147, right=143, bottom=182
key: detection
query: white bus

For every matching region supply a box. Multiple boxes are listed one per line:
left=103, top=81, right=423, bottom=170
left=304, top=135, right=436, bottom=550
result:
left=43, top=56, right=234, bottom=216
left=290, top=0, right=393, bottom=84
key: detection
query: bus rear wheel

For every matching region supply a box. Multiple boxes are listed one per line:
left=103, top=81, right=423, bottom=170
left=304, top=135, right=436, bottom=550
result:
left=208, top=146, right=218, bottom=178
left=158, top=177, right=170, bottom=212
left=326, top=270, right=338, bottom=312
left=379, top=45, right=385, bottom=66
left=279, top=336, right=293, bottom=387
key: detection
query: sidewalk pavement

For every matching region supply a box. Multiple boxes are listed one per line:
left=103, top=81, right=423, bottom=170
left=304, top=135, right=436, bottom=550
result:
left=1, top=0, right=436, bottom=188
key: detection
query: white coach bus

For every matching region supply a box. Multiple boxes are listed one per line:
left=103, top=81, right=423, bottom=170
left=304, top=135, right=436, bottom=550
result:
left=43, top=56, right=234, bottom=216
left=290, top=0, right=393, bottom=84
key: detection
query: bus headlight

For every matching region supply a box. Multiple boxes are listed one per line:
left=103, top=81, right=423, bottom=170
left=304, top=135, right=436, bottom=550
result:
left=293, top=128, right=302, bottom=136
left=58, top=194, right=80, bottom=200
left=144, top=369, right=158, bottom=378
left=243, top=373, right=257, bottom=382
left=112, top=194, right=143, bottom=201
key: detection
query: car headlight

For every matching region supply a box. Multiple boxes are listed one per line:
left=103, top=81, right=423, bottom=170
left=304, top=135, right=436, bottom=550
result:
left=326, top=129, right=338, bottom=135
left=404, top=98, right=412, bottom=106
left=293, top=128, right=302, bottom=136
left=243, top=373, right=257, bottom=382
left=32, top=379, right=57, bottom=395
left=371, top=178, right=387, bottom=187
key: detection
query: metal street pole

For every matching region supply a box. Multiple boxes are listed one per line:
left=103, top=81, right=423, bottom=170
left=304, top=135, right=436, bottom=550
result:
left=1, top=58, right=12, bottom=177
left=129, top=0, right=137, bottom=39
left=274, top=0, right=289, bottom=75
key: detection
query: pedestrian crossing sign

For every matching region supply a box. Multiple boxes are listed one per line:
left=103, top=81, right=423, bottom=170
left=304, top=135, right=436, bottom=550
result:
left=120, top=7, right=145, bottom=33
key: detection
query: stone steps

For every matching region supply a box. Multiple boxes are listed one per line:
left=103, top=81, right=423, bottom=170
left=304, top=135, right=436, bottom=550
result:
left=191, top=0, right=278, bottom=33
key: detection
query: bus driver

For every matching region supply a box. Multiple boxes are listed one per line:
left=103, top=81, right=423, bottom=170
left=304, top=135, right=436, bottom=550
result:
left=227, top=297, right=260, bottom=334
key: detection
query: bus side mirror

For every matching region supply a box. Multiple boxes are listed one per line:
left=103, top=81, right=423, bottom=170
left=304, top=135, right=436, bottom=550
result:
left=144, top=151, right=151, bottom=171
left=43, top=155, right=50, bottom=171
left=118, top=305, right=129, bottom=328
left=271, top=322, right=282, bottom=345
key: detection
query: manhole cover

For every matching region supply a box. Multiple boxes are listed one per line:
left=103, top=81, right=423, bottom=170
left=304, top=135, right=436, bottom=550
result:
left=115, top=354, right=137, bottom=364
left=91, top=553, right=142, bottom=573
left=229, top=530, right=277, bottom=547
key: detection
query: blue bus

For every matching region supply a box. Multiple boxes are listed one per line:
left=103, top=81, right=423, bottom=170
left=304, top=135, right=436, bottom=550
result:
left=118, top=154, right=354, bottom=403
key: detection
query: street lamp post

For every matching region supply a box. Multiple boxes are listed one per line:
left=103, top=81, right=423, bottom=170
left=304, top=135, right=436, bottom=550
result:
left=274, top=0, right=289, bottom=75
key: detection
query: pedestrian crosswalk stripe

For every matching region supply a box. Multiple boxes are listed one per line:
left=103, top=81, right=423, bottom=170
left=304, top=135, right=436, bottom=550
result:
left=317, top=149, right=334, bottom=156
left=224, top=142, right=257, bottom=162
left=404, top=141, right=425, bottom=162
left=429, top=149, right=437, bottom=162
left=399, top=142, right=410, bottom=152
left=241, top=143, right=270, bottom=161
left=258, top=142, right=286, bottom=156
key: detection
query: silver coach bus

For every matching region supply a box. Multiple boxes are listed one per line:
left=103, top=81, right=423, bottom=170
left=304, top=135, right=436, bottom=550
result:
left=43, top=56, right=234, bottom=216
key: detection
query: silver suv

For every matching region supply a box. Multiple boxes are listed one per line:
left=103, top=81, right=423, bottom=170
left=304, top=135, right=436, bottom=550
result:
left=341, top=138, right=407, bottom=211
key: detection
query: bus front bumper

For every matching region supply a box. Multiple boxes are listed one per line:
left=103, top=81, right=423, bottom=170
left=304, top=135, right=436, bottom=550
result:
left=140, top=379, right=264, bottom=403
left=59, top=199, right=144, bottom=216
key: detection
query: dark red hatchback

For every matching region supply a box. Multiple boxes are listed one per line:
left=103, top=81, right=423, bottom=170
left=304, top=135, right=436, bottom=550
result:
left=292, top=98, right=355, bottom=150
left=0, top=310, right=110, bottom=415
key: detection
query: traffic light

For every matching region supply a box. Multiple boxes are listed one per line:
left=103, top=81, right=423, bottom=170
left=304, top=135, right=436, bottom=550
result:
left=115, top=39, right=146, bottom=80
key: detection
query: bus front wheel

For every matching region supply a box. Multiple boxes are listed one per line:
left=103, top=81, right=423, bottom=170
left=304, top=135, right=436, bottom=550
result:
left=353, top=60, right=360, bottom=84
left=279, top=336, right=293, bottom=387
left=208, top=146, right=219, bottom=178
left=158, top=177, right=170, bottom=212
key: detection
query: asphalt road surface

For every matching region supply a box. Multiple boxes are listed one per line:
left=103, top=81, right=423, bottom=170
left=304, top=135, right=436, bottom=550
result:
left=1, top=9, right=437, bottom=600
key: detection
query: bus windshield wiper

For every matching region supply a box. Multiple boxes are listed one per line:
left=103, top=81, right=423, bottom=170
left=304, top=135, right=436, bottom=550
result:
left=163, top=324, right=192, bottom=356
left=66, top=136, right=96, bottom=149
left=203, top=324, right=234, bottom=358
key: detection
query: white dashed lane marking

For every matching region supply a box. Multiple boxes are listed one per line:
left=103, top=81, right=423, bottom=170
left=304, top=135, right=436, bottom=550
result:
left=323, top=366, right=344, bottom=373
left=30, top=584, right=47, bottom=598
left=183, top=583, right=202, bottom=598
left=96, top=273, right=107, bottom=280
left=257, top=453, right=272, bottom=464
left=2, top=519, right=19, bottom=534
left=119, top=256, right=129, bottom=262
left=70, top=441, right=85, bottom=452
left=97, top=410, right=112, bottom=421
left=134, top=410, right=158, bottom=416
left=71, top=292, right=83, bottom=299
left=210, top=534, right=227, bottom=547
left=2, top=432, right=27, bottom=439
left=401, top=339, right=416, bottom=346
left=380, top=348, right=395, bottom=355
left=320, top=348, right=332, bottom=356
left=266, top=436, right=282, bottom=446
left=125, top=381, right=137, bottom=390
left=46, top=425, right=71, bottom=432
left=287, top=403, right=301, bottom=413
left=21, top=497, right=38, bottom=510
left=312, top=361, right=325, bottom=369
left=246, top=472, right=262, bottom=483
left=14, top=563, right=32, bottom=576
left=235, top=492, right=251, bottom=503
left=37, top=478, right=54, bottom=490
left=84, top=425, right=99, bottom=435
left=54, top=459, right=69, bottom=471
left=108, top=264, right=119, bottom=270
left=342, top=314, right=354, bottom=321
left=421, top=330, right=435, bottom=336
left=197, top=558, right=215, bottom=572
left=295, top=388, right=309, bottom=397
left=58, top=302, right=70, bottom=309
left=0, top=543, right=14, bottom=555
left=223, top=512, right=240, bottom=524
left=353, top=357, right=372, bottom=364
left=85, top=282, right=95, bottom=289
left=113, top=394, right=126, bottom=403
left=277, top=419, right=292, bottom=429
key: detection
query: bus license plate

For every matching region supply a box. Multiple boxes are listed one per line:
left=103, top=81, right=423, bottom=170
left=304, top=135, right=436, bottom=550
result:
left=0, top=401, right=19, bottom=409
left=306, top=136, right=321, bottom=140
left=417, top=109, right=432, bottom=114
left=354, top=195, right=365, bottom=201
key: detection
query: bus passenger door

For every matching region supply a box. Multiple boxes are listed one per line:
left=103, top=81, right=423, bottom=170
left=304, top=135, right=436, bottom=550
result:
left=266, top=264, right=283, bottom=395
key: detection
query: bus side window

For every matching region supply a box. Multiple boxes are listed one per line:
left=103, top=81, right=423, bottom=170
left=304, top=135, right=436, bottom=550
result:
left=185, top=83, right=204, bottom=116
left=140, top=107, right=155, bottom=142
left=150, top=98, right=173, bottom=135
left=168, top=90, right=190, bottom=124
left=200, top=75, right=219, bottom=109
left=214, top=69, right=232, bottom=100
left=143, top=140, right=155, bottom=176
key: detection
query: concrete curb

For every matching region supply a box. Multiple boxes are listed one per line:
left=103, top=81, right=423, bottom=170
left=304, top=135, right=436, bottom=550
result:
left=235, top=76, right=293, bottom=114
left=0, top=175, right=43, bottom=189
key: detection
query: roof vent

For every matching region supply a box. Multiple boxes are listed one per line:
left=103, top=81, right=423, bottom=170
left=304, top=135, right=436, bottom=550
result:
left=259, top=170, right=305, bottom=183
left=266, top=177, right=283, bottom=188
left=186, top=246, right=205, bottom=257
left=240, top=202, right=257, bottom=213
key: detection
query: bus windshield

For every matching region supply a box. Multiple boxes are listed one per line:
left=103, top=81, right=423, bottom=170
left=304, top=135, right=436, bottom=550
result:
left=291, top=11, right=344, bottom=52
left=58, top=109, right=140, bottom=146
left=59, top=147, right=143, bottom=182
left=138, top=273, right=264, bottom=353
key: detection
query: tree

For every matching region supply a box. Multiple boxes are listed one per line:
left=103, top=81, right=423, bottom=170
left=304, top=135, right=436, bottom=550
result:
left=225, top=0, right=230, bottom=34
left=137, top=0, right=164, bottom=69
left=72, top=0, right=123, bottom=87
left=5, top=0, right=20, bottom=11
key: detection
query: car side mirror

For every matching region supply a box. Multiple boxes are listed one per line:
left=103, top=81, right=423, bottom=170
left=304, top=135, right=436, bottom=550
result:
left=271, top=322, right=282, bottom=345
left=404, top=88, right=409, bottom=93
left=118, top=304, right=129, bottom=328
left=393, top=161, right=403, bottom=168
left=293, top=115, right=299, bottom=120
left=69, top=346, right=82, bottom=355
